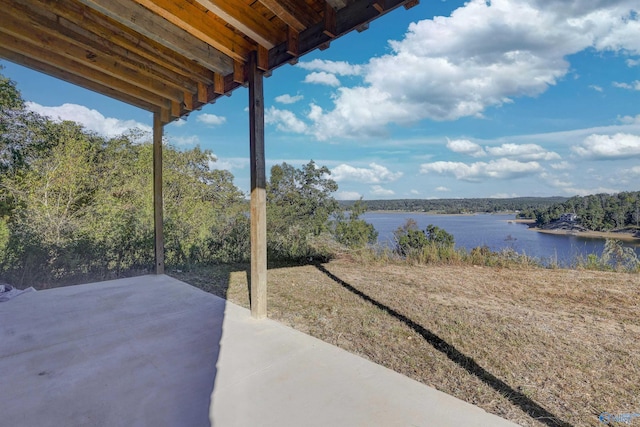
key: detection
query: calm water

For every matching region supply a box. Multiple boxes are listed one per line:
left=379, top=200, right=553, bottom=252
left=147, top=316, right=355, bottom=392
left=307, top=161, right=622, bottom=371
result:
left=362, top=212, right=640, bottom=266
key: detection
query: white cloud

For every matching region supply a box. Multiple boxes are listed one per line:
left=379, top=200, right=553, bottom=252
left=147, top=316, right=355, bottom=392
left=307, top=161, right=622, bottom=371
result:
left=485, top=143, right=561, bottom=160
left=572, top=133, right=640, bottom=159
left=265, top=107, right=307, bottom=133
left=626, top=166, right=640, bottom=176
left=618, top=114, right=640, bottom=124
left=370, top=185, right=395, bottom=196
left=196, top=113, right=226, bottom=127
left=435, top=186, right=450, bottom=192
left=169, top=118, right=187, bottom=127
left=303, top=72, right=341, bottom=87
left=410, top=189, right=420, bottom=195
left=297, top=59, right=363, bottom=76
left=25, top=102, right=151, bottom=137
left=540, top=172, right=573, bottom=189
left=550, top=161, right=573, bottom=170
left=446, top=138, right=486, bottom=157
left=209, top=157, right=248, bottom=171
left=613, top=81, right=640, bottom=90
left=335, top=191, right=362, bottom=200
left=491, top=193, right=518, bottom=198
left=420, top=158, right=542, bottom=181
left=298, top=0, right=640, bottom=140
left=331, top=163, right=403, bottom=183
left=589, top=85, right=603, bottom=92
left=627, top=59, right=640, bottom=67
left=275, top=93, right=303, bottom=104
left=169, top=135, right=200, bottom=146
left=562, top=186, right=619, bottom=197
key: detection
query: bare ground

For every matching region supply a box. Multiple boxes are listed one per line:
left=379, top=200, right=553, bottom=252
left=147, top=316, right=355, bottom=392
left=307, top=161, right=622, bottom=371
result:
left=172, top=258, right=640, bottom=427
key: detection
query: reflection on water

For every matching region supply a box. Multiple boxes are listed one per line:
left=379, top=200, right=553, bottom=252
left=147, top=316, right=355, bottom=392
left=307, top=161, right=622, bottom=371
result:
left=362, top=212, right=640, bottom=267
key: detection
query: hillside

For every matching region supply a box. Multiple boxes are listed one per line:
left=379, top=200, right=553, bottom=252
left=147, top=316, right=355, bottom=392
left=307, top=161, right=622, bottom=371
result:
left=173, top=258, right=640, bottom=427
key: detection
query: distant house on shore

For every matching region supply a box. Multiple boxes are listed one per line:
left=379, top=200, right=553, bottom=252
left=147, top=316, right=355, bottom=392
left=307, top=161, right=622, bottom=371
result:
left=559, top=213, right=577, bottom=222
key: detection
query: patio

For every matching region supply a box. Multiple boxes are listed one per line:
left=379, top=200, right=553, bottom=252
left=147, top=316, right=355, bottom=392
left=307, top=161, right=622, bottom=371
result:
left=1, top=274, right=517, bottom=426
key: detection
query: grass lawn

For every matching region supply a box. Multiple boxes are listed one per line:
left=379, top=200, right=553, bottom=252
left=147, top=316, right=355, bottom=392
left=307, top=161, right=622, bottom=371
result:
left=172, top=258, right=640, bottom=427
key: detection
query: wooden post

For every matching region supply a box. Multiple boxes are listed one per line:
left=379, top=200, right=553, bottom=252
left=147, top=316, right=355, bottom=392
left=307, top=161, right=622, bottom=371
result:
left=248, top=51, right=267, bottom=319
left=153, top=112, right=165, bottom=274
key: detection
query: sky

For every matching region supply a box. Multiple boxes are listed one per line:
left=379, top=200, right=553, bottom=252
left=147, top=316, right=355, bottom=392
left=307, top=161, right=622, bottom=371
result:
left=2, top=0, right=640, bottom=200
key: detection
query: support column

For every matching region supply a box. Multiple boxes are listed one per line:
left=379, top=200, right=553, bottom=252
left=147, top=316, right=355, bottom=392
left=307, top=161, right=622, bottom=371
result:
left=248, top=51, right=267, bottom=319
left=153, top=112, right=165, bottom=274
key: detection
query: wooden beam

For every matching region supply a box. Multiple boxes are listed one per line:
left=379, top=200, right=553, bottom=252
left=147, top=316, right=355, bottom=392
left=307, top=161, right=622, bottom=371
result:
left=183, top=91, right=194, bottom=111
left=287, top=27, right=299, bottom=56
left=258, top=0, right=320, bottom=32
left=233, top=61, right=245, bottom=84
left=269, top=0, right=414, bottom=69
left=373, top=0, right=386, bottom=13
left=153, top=112, right=165, bottom=275
left=197, top=82, right=208, bottom=103
left=356, top=22, right=369, bottom=32
left=323, top=2, right=337, bottom=38
left=24, top=0, right=218, bottom=85
left=5, top=0, right=199, bottom=94
left=171, top=100, right=181, bottom=118
left=76, top=0, right=234, bottom=74
left=214, top=73, right=225, bottom=95
left=248, top=51, right=267, bottom=319
left=404, top=0, right=420, bottom=9
left=326, top=0, right=347, bottom=8
left=0, top=11, right=184, bottom=103
left=0, top=46, right=160, bottom=113
left=194, top=0, right=282, bottom=48
left=129, top=0, right=254, bottom=62
left=257, top=45, right=269, bottom=71
left=0, top=33, right=170, bottom=109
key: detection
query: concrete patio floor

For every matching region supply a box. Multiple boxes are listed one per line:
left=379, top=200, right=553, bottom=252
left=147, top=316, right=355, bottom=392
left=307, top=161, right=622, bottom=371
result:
left=1, top=275, right=518, bottom=427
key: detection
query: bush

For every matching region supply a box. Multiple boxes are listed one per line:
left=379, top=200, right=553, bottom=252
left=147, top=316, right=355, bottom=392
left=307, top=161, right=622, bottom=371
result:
left=333, top=199, right=378, bottom=249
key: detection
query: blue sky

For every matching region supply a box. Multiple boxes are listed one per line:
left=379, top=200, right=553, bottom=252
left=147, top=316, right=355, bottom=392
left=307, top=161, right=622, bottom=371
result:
left=2, top=0, right=640, bottom=200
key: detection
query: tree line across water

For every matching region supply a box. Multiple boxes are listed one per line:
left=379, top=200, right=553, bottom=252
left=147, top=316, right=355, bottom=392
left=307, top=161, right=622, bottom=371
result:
left=526, top=192, right=640, bottom=232
left=341, top=197, right=568, bottom=214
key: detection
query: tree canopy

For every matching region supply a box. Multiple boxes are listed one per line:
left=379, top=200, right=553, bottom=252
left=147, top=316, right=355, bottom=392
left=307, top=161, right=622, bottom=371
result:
left=0, top=70, right=380, bottom=284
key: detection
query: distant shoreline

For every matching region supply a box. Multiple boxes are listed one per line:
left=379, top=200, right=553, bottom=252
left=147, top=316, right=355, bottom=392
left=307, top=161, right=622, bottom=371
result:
left=368, top=210, right=515, bottom=216
left=530, top=227, right=640, bottom=242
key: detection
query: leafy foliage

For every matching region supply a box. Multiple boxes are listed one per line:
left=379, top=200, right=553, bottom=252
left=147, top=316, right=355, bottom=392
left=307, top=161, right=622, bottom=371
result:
left=0, top=78, right=250, bottom=285
left=333, top=199, right=378, bottom=248
left=266, top=160, right=340, bottom=261
left=535, top=192, right=640, bottom=231
left=392, top=219, right=458, bottom=263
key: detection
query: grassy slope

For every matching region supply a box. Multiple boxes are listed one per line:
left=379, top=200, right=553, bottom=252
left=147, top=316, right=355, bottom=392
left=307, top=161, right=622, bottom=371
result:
left=172, top=259, right=640, bottom=427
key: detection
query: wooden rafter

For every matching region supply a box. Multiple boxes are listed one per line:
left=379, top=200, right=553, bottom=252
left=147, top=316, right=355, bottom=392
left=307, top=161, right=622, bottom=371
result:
left=75, top=0, right=234, bottom=74
left=0, top=46, right=161, bottom=113
left=258, top=0, right=321, bottom=32
left=128, top=0, right=255, bottom=62
left=0, top=0, right=416, bottom=122
left=194, top=0, right=282, bottom=49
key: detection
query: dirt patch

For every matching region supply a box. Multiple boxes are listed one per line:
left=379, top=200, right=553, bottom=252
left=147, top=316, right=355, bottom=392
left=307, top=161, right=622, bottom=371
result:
left=172, top=259, right=640, bottom=426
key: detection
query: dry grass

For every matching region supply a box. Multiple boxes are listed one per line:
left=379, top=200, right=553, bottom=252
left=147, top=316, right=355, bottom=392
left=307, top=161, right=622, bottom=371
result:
left=172, top=258, right=640, bottom=427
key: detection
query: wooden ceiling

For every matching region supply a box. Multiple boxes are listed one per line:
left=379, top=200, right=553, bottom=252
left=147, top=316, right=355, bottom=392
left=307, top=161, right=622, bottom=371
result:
left=1, top=0, right=418, bottom=123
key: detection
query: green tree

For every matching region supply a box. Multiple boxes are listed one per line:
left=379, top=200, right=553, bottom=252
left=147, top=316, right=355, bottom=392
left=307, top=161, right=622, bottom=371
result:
left=394, top=220, right=455, bottom=258
left=0, top=70, right=54, bottom=216
left=266, top=160, right=339, bottom=261
left=393, top=218, right=429, bottom=256
left=333, top=198, right=378, bottom=248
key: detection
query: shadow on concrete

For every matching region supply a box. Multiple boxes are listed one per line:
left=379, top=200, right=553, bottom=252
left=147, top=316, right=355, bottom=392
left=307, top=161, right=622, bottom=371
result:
left=314, top=263, right=572, bottom=427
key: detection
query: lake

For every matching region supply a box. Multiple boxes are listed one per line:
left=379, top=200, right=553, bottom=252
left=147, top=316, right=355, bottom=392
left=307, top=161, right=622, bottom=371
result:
left=361, top=212, right=640, bottom=266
